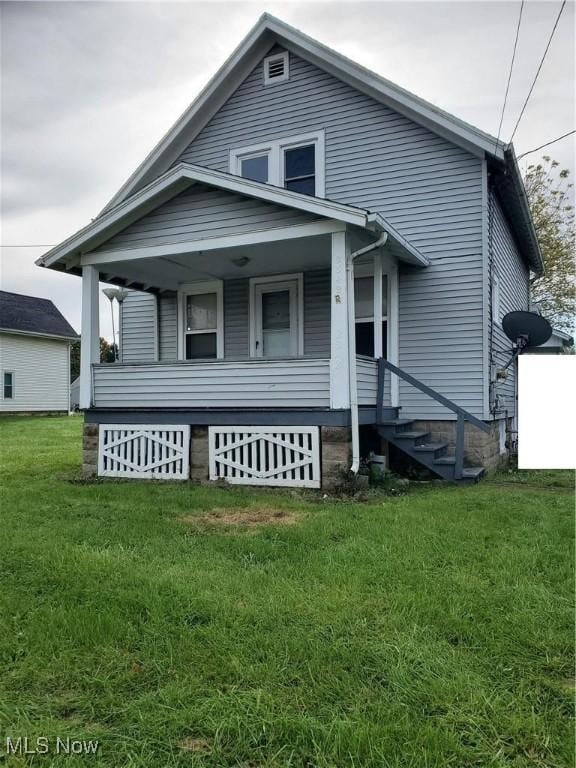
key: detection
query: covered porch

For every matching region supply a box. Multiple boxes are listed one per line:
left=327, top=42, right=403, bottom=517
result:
left=52, top=163, right=428, bottom=416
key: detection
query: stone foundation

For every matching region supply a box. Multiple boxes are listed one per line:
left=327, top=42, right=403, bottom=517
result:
left=82, top=422, right=99, bottom=478
left=321, top=426, right=352, bottom=489
left=190, top=426, right=209, bottom=482
left=412, top=419, right=504, bottom=472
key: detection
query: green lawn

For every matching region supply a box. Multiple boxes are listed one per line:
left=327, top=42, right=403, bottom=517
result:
left=0, top=416, right=573, bottom=767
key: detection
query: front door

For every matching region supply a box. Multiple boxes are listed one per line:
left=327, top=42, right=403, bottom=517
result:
left=254, top=279, right=299, bottom=357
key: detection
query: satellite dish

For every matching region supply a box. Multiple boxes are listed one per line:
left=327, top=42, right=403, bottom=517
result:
left=502, top=311, right=552, bottom=348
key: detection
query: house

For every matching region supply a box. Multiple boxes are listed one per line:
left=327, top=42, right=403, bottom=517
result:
left=0, top=291, right=78, bottom=413
left=527, top=328, right=573, bottom=354
left=36, top=15, right=544, bottom=488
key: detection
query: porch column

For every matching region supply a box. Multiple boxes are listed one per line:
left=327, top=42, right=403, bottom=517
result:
left=329, top=231, right=350, bottom=409
left=80, top=266, right=100, bottom=410
left=373, top=251, right=383, bottom=358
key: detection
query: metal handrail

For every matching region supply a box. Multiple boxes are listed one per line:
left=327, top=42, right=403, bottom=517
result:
left=377, top=358, right=490, bottom=479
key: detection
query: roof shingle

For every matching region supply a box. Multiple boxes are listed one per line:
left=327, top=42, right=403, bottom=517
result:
left=0, top=290, right=78, bottom=339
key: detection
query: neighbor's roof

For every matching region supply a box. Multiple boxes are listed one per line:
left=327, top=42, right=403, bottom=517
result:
left=0, top=290, right=78, bottom=340
left=37, top=163, right=429, bottom=270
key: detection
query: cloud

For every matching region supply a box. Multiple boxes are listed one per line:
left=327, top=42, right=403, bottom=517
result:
left=1, top=1, right=574, bottom=339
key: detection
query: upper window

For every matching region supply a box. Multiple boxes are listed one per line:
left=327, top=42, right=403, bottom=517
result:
left=230, top=132, right=325, bottom=197
left=240, top=154, right=269, bottom=184
left=3, top=372, right=14, bottom=399
left=264, top=52, right=289, bottom=85
left=284, top=145, right=315, bottom=196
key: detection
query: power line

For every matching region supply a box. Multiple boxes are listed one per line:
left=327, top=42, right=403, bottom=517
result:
left=0, top=244, right=56, bottom=248
left=496, top=0, right=525, bottom=149
left=517, top=129, right=576, bottom=159
left=509, top=0, right=567, bottom=142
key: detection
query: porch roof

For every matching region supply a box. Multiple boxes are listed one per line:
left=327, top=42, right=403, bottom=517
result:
left=37, top=162, right=429, bottom=278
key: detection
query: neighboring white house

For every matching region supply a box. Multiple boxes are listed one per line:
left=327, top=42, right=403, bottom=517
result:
left=0, top=291, right=78, bottom=413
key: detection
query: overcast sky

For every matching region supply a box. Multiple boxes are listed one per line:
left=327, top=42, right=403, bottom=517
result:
left=1, top=0, right=574, bottom=339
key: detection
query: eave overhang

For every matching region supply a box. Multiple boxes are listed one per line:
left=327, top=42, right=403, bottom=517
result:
left=488, top=146, right=544, bottom=277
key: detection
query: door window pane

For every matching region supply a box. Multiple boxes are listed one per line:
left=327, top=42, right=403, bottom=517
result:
left=186, top=293, right=217, bottom=331
left=262, top=290, right=290, bottom=330
left=186, top=333, right=217, bottom=360
left=284, top=145, right=315, bottom=196
left=3, top=372, right=13, bottom=399
left=241, top=154, right=269, bottom=183
left=261, top=289, right=291, bottom=357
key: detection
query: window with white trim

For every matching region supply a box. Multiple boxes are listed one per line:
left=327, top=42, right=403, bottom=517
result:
left=3, top=372, right=14, bottom=399
left=178, top=281, right=223, bottom=360
left=230, top=132, right=325, bottom=197
left=263, top=51, right=289, bottom=85
left=354, top=276, right=388, bottom=358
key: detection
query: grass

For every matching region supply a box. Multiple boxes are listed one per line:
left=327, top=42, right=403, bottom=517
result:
left=0, top=415, right=573, bottom=767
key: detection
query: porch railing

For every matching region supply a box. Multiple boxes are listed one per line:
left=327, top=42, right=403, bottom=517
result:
left=376, top=358, right=491, bottom=479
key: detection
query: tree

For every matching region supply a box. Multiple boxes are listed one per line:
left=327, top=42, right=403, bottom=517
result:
left=524, top=156, right=575, bottom=334
left=70, top=340, right=81, bottom=381
left=70, top=339, right=118, bottom=380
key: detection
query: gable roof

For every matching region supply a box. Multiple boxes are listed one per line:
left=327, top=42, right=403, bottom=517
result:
left=95, top=14, right=542, bottom=275
left=37, top=163, right=429, bottom=270
left=0, top=290, right=78, bottom=340
left=102, top=14, right=509, bottom=215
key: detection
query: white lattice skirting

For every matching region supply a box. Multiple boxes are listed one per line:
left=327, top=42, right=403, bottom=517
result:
left=98, top=424, right=190, bottom=479
left=209, top=426, right=321, bottom=488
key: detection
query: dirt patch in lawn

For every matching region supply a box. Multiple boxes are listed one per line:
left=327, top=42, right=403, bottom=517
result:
left=180, top=507, right=302, bottom=527
left=179, top=737, right=211, bottom=754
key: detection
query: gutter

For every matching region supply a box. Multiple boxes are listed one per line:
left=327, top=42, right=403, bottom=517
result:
left=347, top=233, right=388, bottom=474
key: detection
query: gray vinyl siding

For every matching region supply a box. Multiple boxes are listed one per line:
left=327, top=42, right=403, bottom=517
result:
left=158, top=293, right=177, bottom=361
left=95, top=184, right=319, bottom=253
left=175, top=49, right=485, bottom=419
left=121, top=270, right=331, bottom=362
left=304, top=269, right=330, bottom=356
left=119, top=292, right=157, bottom=363
left=224, top=279, right=249, bottom=358
left=489, top=188, right=529, bottom=413
left=93, top=358, right=331, bottom=409
left=0, top=333, right=70, bottom=412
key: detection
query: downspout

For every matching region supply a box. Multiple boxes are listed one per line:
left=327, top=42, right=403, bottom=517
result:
left=347, top=233, right=388, bottom=474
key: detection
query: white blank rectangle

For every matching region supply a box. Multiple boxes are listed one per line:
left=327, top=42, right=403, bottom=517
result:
left=518, top=356, right=576, bottom=469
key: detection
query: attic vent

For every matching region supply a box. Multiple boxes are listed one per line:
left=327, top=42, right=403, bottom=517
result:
left=264, top=51, right=289, bottom=85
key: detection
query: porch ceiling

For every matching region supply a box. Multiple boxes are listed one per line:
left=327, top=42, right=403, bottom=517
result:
left=97, top=234, right=333, bottom=291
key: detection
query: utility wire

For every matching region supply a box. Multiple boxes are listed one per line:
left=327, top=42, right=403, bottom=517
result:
left=496, top=0, right=525, bottom=149
left=509, top=0, right=567, bottom=142
left=0, top=244, right=56, bottom=248
left=517, top=129, right=576, bottom=159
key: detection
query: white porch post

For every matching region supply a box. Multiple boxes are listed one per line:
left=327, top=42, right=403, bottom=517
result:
left=373, top=251, right=383, bottom=358
left=80, top=266, right=100, bottom=409
left=388, top=265, right=400, bottom=407
left=329, top=231, right=350, bottom=409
